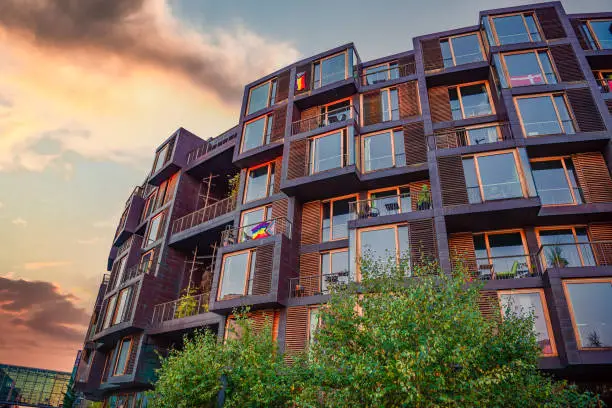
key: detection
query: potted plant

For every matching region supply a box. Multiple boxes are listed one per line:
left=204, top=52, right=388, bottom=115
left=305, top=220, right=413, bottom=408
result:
left=417, top=185, right=432, bottom=210
left=174, top=287, right=200, bottom=319
left=547, top=245, right=569, bottom=268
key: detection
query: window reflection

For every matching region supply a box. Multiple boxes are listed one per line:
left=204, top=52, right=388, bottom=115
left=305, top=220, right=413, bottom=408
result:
left=565, top=281, right=612, bottom=348
left=531, top=159, right=582, bottom=205
left=516, top=95, right=575, bottom=137
left=504, top=51, right=556, bottom=87
left=493, top=14, right=541, bottom=45
left=474, top=232, right=529, bottom=279
left=538, top=228, right=595, bottom=268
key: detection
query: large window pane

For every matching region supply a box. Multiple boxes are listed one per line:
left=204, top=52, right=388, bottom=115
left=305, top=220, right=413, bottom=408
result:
left=243, top=117, right=267, bottom=151
left=467, top=126, right=499, bottom=145
left=364, top=132, right=393, bottom=171
left=566, top=281, right=612, bottom=348
left=360, top=227, right=397, bottom=266
left=114, top=338, right=132, bottom=375
left=441, top=40, right=453, bottom=68
left=332, top=199, right=351, bottom=240
left=575, top=228, right=596, bottom=266
left=325, top=100, right=351, bottom=124
left=103, top=296, right=117, bottom=330
left=393, top=130, right=406, bottom=167
left=504, top=52, right=546, bottom=87
left=538, top=52, right=557, bottom=84
left=477, top=153, right=522, bottom=200
left=451, top=34, right=483, bottom=65
left=113, top=288, right=130, bottom=325
left=219, top=252, right=250, bottom=300
left=531, top=160, right=574, bottom=205
left=499, top=292, right=554, bottom=354
left=245, top=166, right=269, bottom=202
left=590, top=20, right=612, bottom=49
left=463, top=157, right=481, bottom=203
left=539, top=229, right=583, bottom=267
left=494, top=15, right=531, bottom=45
left=311, top=132, right=342, bottom=173
left=488, top=233, right=529, bottom=275
left=516, top=96, right=562, bottom=136
left=553, top=96, right=575, bottom=134
left=449, top=88, right=462, bottom=120
left=247, top=82, right=271, bottom=114
left=322, top=251, right=350, bottom=292
left=153, top=144, right=170, bottom=173
left=320, top=53, right=346, bottom=88
left=146, top=213, right=164, bottom=245
left=460, top=84, right=492, bottom=118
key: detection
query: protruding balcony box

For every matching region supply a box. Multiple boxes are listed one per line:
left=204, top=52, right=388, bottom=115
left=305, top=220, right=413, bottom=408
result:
left=359, top=52, right=417, bottom=92
left=149, top=128, right=203, bottom=186
left=74, top=349, right=107, bottom=396
left=107, top=246, right=118, bottom=271
left=148, top=292, right=223, bottom=336
left=112, top=187, right=145, bottom=247
left=185, top=127, right=238, bottom=179
left=537, top=240, right=612, bottom=277
left=209, top=217, right=295, bottom=313
left=293, top=43, right=361, bottom=110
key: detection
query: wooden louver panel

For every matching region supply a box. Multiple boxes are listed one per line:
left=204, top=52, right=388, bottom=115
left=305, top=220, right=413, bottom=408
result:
left=403, top=121, right=427, bottom=166
left=301, top=201, right=321, bottom=246
left=566, top=88, right=606, bottom=133
left=273, top=156, right=282, bottom=194
left=606, top=100, right=612, bottom=116
left=437, top=155, right=469, bottom=206
left=275, top=71, right=290, bottom=103
left=299, top=252, right=321, bottom=297
left=448, top=232, right=477, bottom=275
left=570, top=19, right=589, bottom=50
left=588, top=223, right=612, bottom=266
left=572, top=152, right=612, bottom=204
left=549, top=45, right=584, bottom=82
left=428, top=86, right=452, bottom=123
left=299, top=106, right=321, bottom=133
left=252, top=244, right=274, bottom=296
left=421, top=38, right=443, bottom=71
left=285, top=306, right=309, bottom=358
left=409, top=180, right=431, bottom=211
left=270, top=105, right=287, bottom=143
left=287, top=139, right=308, bottom=180
left=362, top=91, right=382, bottom=126
left=409, top=218, right=437, bottom=268
left=478, top=290, right=501, bottom=322
left=398, top=55, right=416, bottom=76
left=535, top=7, right=566, bottom=40
left=271, top=198, right=288, bottom=220
left=398, top=81, right=420, bottom=119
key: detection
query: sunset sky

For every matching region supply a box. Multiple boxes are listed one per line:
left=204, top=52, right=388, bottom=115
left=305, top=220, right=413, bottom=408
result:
left=0, top=0, right=608, bottom=372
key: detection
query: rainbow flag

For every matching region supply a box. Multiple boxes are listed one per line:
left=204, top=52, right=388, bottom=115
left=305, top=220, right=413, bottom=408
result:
left=250, top=221, right=272, bottom=240
left=296, top=72, right=306, bottom=91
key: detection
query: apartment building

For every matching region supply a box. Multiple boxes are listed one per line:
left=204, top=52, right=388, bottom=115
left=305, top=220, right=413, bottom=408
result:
left=73, top=3, right=612, bottom=406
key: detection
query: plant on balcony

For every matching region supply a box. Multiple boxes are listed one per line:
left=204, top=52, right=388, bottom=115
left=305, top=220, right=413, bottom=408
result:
left=417, top=184, right=432, bottom=210
left=547, top=245, right=569, bottom=268
left=174, top=287, right=201, bottom=319
left=227, top=173, right=240, bottom=201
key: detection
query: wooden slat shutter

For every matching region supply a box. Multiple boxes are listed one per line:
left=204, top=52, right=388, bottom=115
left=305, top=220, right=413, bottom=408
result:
left=273, top=157, right=282, bottom=194
left=295, top=63, right=311, bottom=94
left=270, top=106, right=287, bottom=143
left=566, top=88, right=606, bottom=132
left=605, top=100, right=612, bottom=116
left=250, top=310, right=279, bottom=340
left=285, top=306, right=309, bottom=359
left=535, top=7, right=566, bottom=40
left=275, top=71, right=290, bottom=103
left=572, top=153, right=612, bottom=203
left=409, top=180, right=431, bottom=211
left=549, top=45, right=584, bottom=82
left=299, top=106, right=321, bottom=134
left=422, top=38, right=443, bottom=71
left=301, top=201, right=321, bottom=245
left=125, top=333, right=142, bottom=375
left=478, top=290, right=501, bottom=322
left=252, top=244, right=274, bottom=295
left=398, top=81, right=419, bottom=119
left=403, top=121, right=427, bottom=165
left=272, top=198, right=288, bottom=220
left=287, top=139, right=308, bottom=180
left=449, top=233, right=477, bottom=276
left=588, top=223, right=612, bottom=266
left=299, top=252, right=321, bottom=297
left=398, top=55, right=416, bottom=76
left=570, top=19, right=589, bottom=50
left=362, top=91, right=382, bottom=126
left=437, top=155, right=469, bottom=206
left=409, top=218, right=437, bottom=268
left=428, top=86, right=452, bottom=123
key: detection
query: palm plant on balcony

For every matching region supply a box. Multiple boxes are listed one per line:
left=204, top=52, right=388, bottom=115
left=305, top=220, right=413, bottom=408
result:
left=547, top=244, right=569, bottom=268
left=417, top=184, right=432, bottom=210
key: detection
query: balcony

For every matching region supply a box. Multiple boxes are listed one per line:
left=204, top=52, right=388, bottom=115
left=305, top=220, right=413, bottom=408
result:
left=221, top=217, right=292, bottom=247
left=537, top=241, right=612, bottom=270
left=349, top=190, right=432, bottom=221
left=113, top=187, right=145, bottom=247
left=596, top=78, right=612, bottom=94
left=171, top=196, right=236, bottom=236
left=186, top=132, right=236, bottom=165
left=432, top=123, right=513, bottom=151
left=291, top=104, right=358, bottom=136
left=289, top=271, right=353, bottom=298
left=150, top=292, right=210, bottom=326
left=472, top=254, right=544, bottom=280
left=360, top=62, right=417, bottom=86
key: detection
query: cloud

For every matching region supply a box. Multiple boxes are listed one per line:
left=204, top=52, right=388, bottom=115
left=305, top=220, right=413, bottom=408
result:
left=11, top=217, right=27, bottom=226
left=76, top=237, right=102, bottom=245
left=23, top=261, right=72, bottom=270
left=0, top=201, right=4, bottom=209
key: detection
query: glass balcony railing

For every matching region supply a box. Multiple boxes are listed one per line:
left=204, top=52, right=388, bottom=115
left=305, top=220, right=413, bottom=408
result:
left=474, top=254, right=543, bottom=280
left=432, top=123, right=512, bottom=150
left=348, top=190, right=432, bottom=220
left=221, top=217, right=292, bottom=246
left=538, top=241, right=612, bottom=268
left=360, top=62, right=416, bottom=85
left=292, top=105, right=358, bottom=135
left=171, top=196, right=237, bottom=236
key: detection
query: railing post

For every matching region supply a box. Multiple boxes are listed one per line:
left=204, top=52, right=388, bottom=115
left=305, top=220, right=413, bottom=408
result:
left=197, top=294, right=203, bottom=315
left=161, top=303, right=167, bottom=323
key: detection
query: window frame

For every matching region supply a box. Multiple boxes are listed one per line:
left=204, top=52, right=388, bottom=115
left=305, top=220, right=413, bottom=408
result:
left=441, top=32, right=486, bottom=67
left=535, top=225, right=594, bottom=267
left=464, top=149, right=529, bottom=202
left=112, top=287, right=131, bottom=326
left=308, top=128, right=349, bottom=175
left=246, top=78, right=278, bottom=115
left=366, top=185, right=413, bottom=213
left=497, top=288, right=557, bottom=356
left=112, top=336, right=133, bottom=376
left=313, top=51, right=349, bottom=89
left=240, top=113, right=274, bottom=153
left=363, top=61, right=400, bottom=85
left=488, top=12, right=543, bottom=46
left=514, top=93, right=576, bottom=137
left=114, top=255, right=128, bottom=288
left=500, top=49, right=559, bottom=87
left=152, top=141, right=173, bottom=174
left=139, top=248, right=156, bottom=275
left=530, top=156, right=582, bottom=206
left=243, top=160, right=276, bottom=204
left=154, top=173, right=178, bottom=210
left=360, top=128, right=404, bottom=172
left=320, top=248, right=350, bottom=290
left=144, top=211, right=165, bottom=247
left=356, top=223, right=408, bottom=280
left=474, top=229, right=531, bottom=270
left=584, top=19, right=612, bottom=50
left=562, top=278, right=612, bottom=350
left=140, top=189, right=157, bottom=223
left=217, top=249, right=257, bottom=301
left=461, top=123, right=504, bottom=146
left=449, top=80, right=496, bottom=120
left=240, top=205, right=273, bottom=228
left=320, top=194, right=358, bottom=242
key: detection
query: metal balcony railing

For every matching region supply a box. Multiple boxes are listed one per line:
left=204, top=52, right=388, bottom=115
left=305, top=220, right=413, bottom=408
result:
left=360, top=63, right=416, bottom=85
left=473, top=254, right=543, bottom=280
left=151, top=292, right=210, bottom=326
left=431, top=123, right=512, bottom=150
left=537, top=241, right=612, bottom=268
left=348, top=191, right=432, bottom=220
left=289, top=271, right=353, bottom=298
left=292, top=105, right=358, bottom=135
left=221, top=217, right=292, bottom=246
left=171, top=196, right=237, bottom=235
left=116, top=235, right=134, bottom=256
left=596, top=78, right=612, bottom=93
left=186, top=132, right=236, bottom=165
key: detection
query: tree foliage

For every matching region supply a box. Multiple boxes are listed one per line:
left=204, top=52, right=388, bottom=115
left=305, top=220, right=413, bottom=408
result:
left=150, top=257, right=602, bottom=407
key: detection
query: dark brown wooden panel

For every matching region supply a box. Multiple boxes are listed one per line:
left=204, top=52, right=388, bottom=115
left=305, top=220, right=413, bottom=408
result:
left=403, top=121, right=427, bottom=166
left=299, top=106, right=321, bottom=133
left=275, top=70, right=290, bottom=103
left=572, top=152, right=612, bottom=203
left=252, top=244, right=274, bottom=296
left=301, top=201, right=321, bottom=245
left=478, top=290, right=500, bottom=322
left=535, top=7, right=566, bottom=40
left=422, top=38, right=443, bottom=71
left=570, top=19, right=589, bottom=50
left=566, top=88, right=606, bottom=133
left=287, top=139, right=308, bottom=180
left=273, top=156, right=282, bottom=194
left=588, top=223, right=612, bottom=266
left=428, top=86, right=452, bottom=123
left=437, top=155, right=469, bottom=206
left=270, top=105, right=287, bottom=143
left=298, top=252, right=321, bottom=297
left=399, top=81, right=420, bottom=119
left=362, top=91, right=382, bottom=126
left=550, top=45, right=584, bottom=82
left=449, top=232, right=477, bottom=276
left=606, top=100, right=612, bottom=116
left=272, top=198, right=288, bottom=220
left=409, top=218, right=437, bottom=268
left=285, top=306, right=309, bottom=359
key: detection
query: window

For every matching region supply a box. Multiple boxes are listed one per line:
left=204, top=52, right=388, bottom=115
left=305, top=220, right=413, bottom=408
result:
left=364, top=61, right=400, bottom=85
left=381, top=88, right=399, bottom=122
left=102, top=295, right=117, bottom=330
left=365, top=186, right=414, bottom=217
left=112, top=288, right=131, bottom=325
left=515, top=94, right=575, bottom=136
left=440, top=33, right=484, bottom=67
left=241, top=114, right=273, bottom=152
left=462, top=151, right=525, bottom=203
left=490, top=13, right=541, bottom=45
left=247, top=78, right=278, bottom=115
left=139, top=249, right=156, bottom=275
left=152, top=140, right=173, bottom=174
left=140, top=190, right=156, bottom=222
left=238, top=206, right=273, bottom=243
left=449, top=82, right=494, bottom=120
left=531, top=158, right=583, bottom=205
left=114, top=256, right=128, bottom=288
left=321, top=196, right=356, bottom=242
left=474, top=231, right=530, bottom=279
left=308, top=307, right=321, bottom=345
left=318, top=99, right=353, bottom=128
left=309, top=128, right=354, bottom=174
left=362, top=129, right=405, bottom=172
left=358, top=224, right=409, bottom=276
left=502, top=50, right=557, bottom=87
left=314, top=52, right=347, bottom=89
left=154, top=173, right=178, bottom=210
left=144, top=212, right=165, bottom=246
left=244, top=161, right=275, bottom=203
left=537, top=227, right=595, bottom=268
left=113, top=337, right=132, bottom=376
left=499, top=290, right=556, bottom=355
left=460, top=124, right=502, bottom=146
left=321, top=249, right=350, bottom=292
left=564, top=279, right=612, bottom=348
left=582, top=20, right=612, bottom=50
left=218, top=250, right=256, bottom=300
